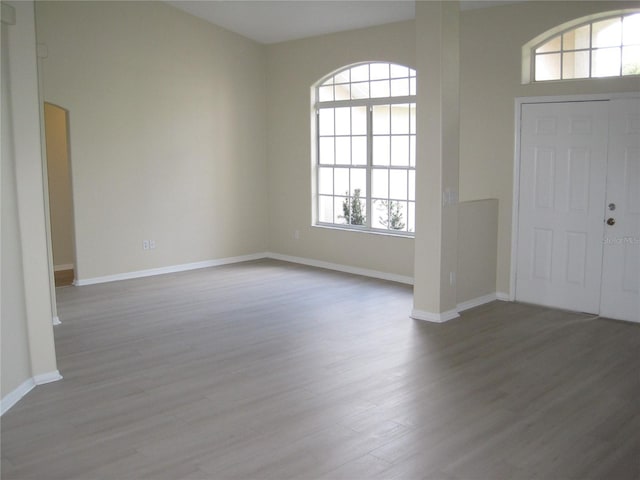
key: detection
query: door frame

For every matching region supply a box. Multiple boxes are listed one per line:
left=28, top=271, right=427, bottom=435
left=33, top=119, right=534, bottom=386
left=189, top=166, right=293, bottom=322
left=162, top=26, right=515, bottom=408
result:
left=510, top=92, right=640, bottom=302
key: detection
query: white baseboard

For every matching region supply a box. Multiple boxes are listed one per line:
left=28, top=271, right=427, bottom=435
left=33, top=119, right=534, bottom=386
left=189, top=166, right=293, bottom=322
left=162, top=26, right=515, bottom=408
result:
left=1, top=370, right=62, bottom=416
left=52, top=315, right=61, bottom=326
left=496, top=291, right=510, bottom=301
left=411, top=308, right=460, bottom=323
left=73, top=253, right=268, bottom=286
left=456, top=293, right=498, bottom=312
left=1, top=378, right=35, bottom=416
left=266, top=252, right=414, bottom=285
left=54, top=263, right=74, bottom=272
left=411, top=292, right=506, bottom=324
left=34, top=370, right=63, bottom=385
left=72, top=251, right=413, bottom=287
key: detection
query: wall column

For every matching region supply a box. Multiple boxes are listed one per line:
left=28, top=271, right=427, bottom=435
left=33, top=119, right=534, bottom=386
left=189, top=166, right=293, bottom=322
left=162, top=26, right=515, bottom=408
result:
left=412, top=1, right=460, bottom=322
left=2, top=0, right=60, bottom=388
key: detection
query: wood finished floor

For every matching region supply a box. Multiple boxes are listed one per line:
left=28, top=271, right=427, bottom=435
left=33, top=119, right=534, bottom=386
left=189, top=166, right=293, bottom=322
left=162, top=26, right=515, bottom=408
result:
left=2, top=259, right=639, bottom=480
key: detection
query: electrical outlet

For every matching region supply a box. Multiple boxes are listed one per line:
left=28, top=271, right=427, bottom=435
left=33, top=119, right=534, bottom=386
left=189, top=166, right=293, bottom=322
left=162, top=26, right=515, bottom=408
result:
left=143, top=240, right=150, bottom=250
left=442, top=188, right=459, bottom=207
left=149, top=240, right=156, bottom=249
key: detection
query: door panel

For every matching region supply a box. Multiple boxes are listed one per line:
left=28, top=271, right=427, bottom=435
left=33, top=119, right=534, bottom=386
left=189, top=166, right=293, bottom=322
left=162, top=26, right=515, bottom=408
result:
left=516, top=102, right=609, bottom=313
left=600, top=99, right=640, bottom=322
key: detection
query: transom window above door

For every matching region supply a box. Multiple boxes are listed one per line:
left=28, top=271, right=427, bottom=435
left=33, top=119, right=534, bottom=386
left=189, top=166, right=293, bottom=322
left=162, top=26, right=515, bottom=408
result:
left=526, top=11, right=640, bottom=82
left=313, top=62, right=416, bottom=235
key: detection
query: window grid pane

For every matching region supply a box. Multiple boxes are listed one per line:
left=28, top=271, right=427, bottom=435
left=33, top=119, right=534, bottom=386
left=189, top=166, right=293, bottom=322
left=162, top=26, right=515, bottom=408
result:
left=592, top=18, right=621, bottom=48
left=622, top=45, right=640, bottom=75
left=563, top=25, right=590, bottom=51
left=623, top=13, right=640, bottom=45
left=592, top=47, right=622, bottom=77
left=535, top=53, right=561, bottom=81
left=563, top=50, right=590, bottom=79
left=334, top=196, right=348, bottom=225
left=335, top=137, right=351, bottom=165
left=334, top=84, right=350, bottom=101
left=536, top=35, right=561, bottom=53
left=335, top=70, right=350, bottom=84
left=318, top=195, right=333, bottom=223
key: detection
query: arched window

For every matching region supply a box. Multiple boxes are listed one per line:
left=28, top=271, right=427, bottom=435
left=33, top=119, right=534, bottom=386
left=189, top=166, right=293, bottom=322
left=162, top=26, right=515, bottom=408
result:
left=313, top=62, right=416, bottom=235
left=524, top=11, right=640, bottom=82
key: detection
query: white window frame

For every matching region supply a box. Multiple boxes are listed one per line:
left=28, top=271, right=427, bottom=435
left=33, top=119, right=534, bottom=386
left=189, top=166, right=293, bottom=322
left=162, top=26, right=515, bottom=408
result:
left=313, top=62, right=417, bottom=236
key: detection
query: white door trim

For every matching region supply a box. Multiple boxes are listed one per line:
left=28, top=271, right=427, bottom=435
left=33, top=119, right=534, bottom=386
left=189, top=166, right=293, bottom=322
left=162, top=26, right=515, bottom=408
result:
left=510, top=92, right=640, bottom=302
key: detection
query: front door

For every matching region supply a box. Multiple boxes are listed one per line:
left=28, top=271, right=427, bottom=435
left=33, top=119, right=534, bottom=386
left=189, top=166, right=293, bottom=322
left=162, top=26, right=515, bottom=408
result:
left=516, top=98, right=639, bottom=322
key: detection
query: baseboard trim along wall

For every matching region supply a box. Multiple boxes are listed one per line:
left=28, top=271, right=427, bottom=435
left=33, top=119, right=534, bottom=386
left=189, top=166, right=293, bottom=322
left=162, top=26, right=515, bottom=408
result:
left=496, top=292, right=510, bottom=301
left=73, top=252, right=415, bottom=287
left=456, top=293, right=499, bottom=312
left=73, top=253, right=267, bottom=286
left=411, top=308, right=460, bottom=323
left=411, top=293, right=506, bottom=324
left=33, top=370, right=63, bottom=385
left=1, top=378, right=35, bottom=416
left=266, top=252, right=415, bottom=285
left=54, top=263, right=74, bottom=272
left=1, top=370, right=62, bottom=416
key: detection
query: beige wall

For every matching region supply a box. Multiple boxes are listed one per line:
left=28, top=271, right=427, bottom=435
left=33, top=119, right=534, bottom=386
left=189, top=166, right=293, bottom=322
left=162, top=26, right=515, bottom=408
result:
left=1, top=0, right=58, bottom=404
left=459, top=0, right=640, bottom=296
left=457, top=200, right=498, bottom=305
left=44, top=102, right=75, bottom=268
left=35, top=1, right=268, bottom=282
left=266, top=21, right=416, bottom=278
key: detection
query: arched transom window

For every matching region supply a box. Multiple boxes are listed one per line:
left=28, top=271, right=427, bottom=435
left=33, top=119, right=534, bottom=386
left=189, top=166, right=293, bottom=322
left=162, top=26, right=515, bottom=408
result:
left=531, top=11, right=640, bottom=82
left=314, top=62, right=416, bottom=235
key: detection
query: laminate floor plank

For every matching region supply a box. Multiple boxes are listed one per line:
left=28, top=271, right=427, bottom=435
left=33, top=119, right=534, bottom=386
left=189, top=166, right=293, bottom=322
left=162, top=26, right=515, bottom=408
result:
left=2, top=259, right=639, bottom=479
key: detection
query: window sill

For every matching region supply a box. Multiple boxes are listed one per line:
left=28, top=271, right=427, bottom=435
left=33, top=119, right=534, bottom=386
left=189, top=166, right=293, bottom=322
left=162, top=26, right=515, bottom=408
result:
left=313, top=223, right=415, bottom=239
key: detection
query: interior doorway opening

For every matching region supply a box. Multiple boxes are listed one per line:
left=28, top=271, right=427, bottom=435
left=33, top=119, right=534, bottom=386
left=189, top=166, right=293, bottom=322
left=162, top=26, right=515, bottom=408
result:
left=43, top=102, right=76, bottom=287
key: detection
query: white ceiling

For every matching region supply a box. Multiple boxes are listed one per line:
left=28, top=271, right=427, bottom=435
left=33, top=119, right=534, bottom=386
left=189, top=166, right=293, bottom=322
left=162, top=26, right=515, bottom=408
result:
left=166, top=1, right=526, bottom=45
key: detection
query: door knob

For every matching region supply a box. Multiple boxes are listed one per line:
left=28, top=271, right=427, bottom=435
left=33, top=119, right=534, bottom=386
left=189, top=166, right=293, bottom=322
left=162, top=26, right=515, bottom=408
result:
left=606, top=218, right=616, bottom=226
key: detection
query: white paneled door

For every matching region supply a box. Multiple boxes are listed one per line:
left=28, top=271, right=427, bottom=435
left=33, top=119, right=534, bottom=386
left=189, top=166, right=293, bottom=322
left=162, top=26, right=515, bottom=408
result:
left=516, top=99, right=639, bottom=322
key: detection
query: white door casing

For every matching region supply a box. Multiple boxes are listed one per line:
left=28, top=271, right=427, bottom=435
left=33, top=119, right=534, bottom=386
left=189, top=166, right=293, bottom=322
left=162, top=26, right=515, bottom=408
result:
left=515, top=97, right=640, bottom=322
left=600, top=99, right=640, bottom=322
left=516, top=101, right=609, bottom=314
